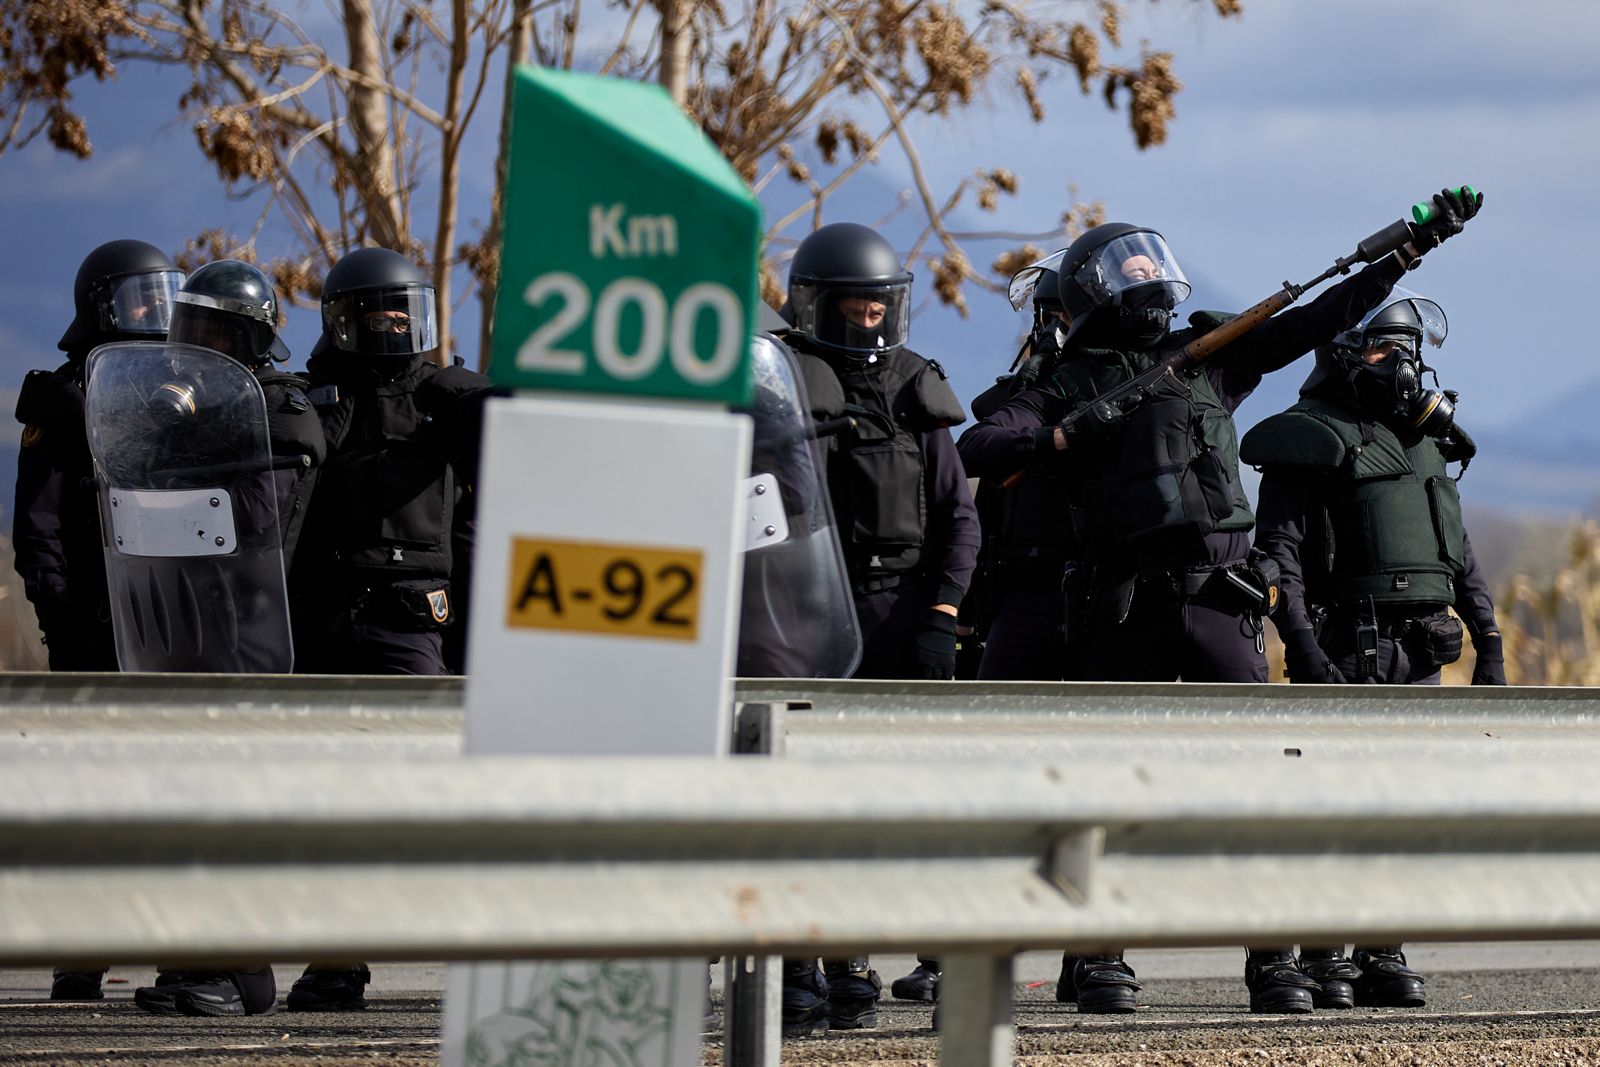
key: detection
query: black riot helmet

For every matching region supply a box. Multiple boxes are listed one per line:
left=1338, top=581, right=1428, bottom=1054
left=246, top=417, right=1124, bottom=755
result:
left=321, top=247, right=440, bottom=360
left=1305, top=287, right=1454, bottom=435
left=58, top=239, right=186, bottom=353
left=786, top=223, right=912, bottom=358
left=168, top=260, right=289, bottom=368
left=1006, top=249, right=1070, bottom=377
left=1055, top=222, right=1190, bottom=348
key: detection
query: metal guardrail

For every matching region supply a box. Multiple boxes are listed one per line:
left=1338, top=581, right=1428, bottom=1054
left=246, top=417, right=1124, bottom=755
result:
left=9, top=675, right=1600, bottom=1066
left=10, top=755, right=1600, bottom=1065
left=740, top=678, right=1600, bottom=761
left=9, top=756, right=1600, bottom=959
left=8, top=675, right=1600, bottom=764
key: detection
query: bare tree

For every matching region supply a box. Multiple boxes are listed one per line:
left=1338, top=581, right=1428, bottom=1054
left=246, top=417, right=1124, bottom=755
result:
left=0, top=0, right=1243, bottom=368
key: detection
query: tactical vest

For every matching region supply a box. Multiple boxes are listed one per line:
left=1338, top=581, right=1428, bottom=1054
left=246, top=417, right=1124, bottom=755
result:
left=300, top=358, right=488, bottom=581
left=1240, top=394, right=1466, bottom=607
left=1049, top=313, right=1254, bottom=563
left=807, top=343, right=965, bottom=580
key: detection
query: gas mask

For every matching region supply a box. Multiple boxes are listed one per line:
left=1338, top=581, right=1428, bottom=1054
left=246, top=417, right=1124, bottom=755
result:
left=1347, top=333, right=1456, bottom=436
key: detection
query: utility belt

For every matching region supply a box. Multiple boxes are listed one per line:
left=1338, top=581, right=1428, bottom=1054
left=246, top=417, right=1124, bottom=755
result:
left=327, top=575, right=455, bottom=632
left=992, top=553, right=1073, bottom=586
left=1139, top=551, right=1279, bottom=613
left=1134, top=550, right=1281, bottom=653
left=1318, top=601, right=1461, bottom=680
left=852, top=573, right=902, bottom=596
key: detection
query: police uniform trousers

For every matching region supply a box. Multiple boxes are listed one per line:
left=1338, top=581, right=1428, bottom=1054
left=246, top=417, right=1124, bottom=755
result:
left=1089, top=584, right=1268, bottom=683
left=977, top=585, right=1075, bottom=681
left=1321, top=628, right=1442, bottom=686
left=851, top=576, right=937, bottom=680
left=295, top=615, right=448, bottom=676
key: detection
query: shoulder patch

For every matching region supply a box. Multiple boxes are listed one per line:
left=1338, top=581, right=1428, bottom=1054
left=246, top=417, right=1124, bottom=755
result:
left=20, top=424, right=42, bottom=448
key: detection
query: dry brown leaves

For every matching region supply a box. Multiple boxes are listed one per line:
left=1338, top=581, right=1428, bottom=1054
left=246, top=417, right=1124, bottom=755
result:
left=1, top=0, right=141, bottom=157
left=991, top=242, right=1046, bottom=280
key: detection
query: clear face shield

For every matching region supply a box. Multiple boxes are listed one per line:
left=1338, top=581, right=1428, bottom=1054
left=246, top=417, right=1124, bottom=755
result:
left=323, top=284, right=440, bottom=357
left=1008, top=248, right=1068, bottom=311
left=96, top=270, right=186, bottom=335
left=1343, top=289, right=1454, bottom=434
left=168, top=300, right=278, bottom=367
left=788, top=282, right=911, bottom=355
left=1074, top=232, right=1191, bottom=312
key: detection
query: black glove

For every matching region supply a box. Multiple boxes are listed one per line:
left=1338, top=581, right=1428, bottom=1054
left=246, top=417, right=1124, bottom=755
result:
left=1059, top=397, right=1127, bottom=445
left=954, top=623, right=985, bottom=679
left=1416, top=186, right=1483, bottom=251
left=1283, top=627, right=1345, bottom=684
left=1471, top=632, right=1507, bottom=686
left=914, top=610, right=959, bottom=680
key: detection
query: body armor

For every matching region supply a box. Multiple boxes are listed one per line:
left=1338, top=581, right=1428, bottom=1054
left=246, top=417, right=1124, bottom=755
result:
left=1241, top=393, right=1466, bottom=608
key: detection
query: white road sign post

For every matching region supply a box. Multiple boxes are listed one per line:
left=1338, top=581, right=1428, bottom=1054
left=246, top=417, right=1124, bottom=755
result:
left=441, top=65, right=762, bottom=1067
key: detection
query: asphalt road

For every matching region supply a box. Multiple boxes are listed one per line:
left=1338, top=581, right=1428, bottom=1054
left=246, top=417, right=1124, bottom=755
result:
left=8, top=945, right=1600, bottom=1065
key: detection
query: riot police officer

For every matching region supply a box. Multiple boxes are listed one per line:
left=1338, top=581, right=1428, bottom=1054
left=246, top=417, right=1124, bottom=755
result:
left=14, top=240, right=185, bottom=678
left=289, top=247, right=489, bottom=678
left=776, top=222, right=980, bottom=1035
left=959, top=251, right=1087, bottom=683
left=1240, top=286, right=1502, bottom=1009
left=957, top=188, right=1482, bottom=1013
left=128, top=259, right=321, bottom=1016
left=16, top=239, right=184, bottom=1003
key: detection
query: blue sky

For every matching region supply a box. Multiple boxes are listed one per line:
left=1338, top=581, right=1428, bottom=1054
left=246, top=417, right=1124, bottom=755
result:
left=1, top=0, right=1596, bottom=511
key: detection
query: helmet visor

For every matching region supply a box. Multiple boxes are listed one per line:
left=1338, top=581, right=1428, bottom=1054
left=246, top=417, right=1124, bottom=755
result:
left=1355, top=287, right=1447, bottom=349
left=168, top=302, right=275, bottom=365
left=789, top=282, right=910, bottom=354
left=101, top=270, right=186, bottom=335
left=1008, top=249, right=1068, bottom=311
left=1074, top=232, right=1190, bottom=310
left=323, top=284, right=439, bottom=356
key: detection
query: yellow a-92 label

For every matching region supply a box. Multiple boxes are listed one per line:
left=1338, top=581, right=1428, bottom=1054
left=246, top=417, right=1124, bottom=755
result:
left=505, top=537, right=702, bottom=642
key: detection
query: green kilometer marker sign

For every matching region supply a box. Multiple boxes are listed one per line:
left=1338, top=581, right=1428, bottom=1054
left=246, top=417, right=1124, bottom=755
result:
left=489, top=66, right=761, bottom=407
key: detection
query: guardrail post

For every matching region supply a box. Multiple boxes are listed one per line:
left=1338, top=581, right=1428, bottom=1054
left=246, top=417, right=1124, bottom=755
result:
left=723, top=701, right=790, bottom=1067
left=940, top=951, right=1014, bottom=1067
left=722, top=954, right=780, bottom=1067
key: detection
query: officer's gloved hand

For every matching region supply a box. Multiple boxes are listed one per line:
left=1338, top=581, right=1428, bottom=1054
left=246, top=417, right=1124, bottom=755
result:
left=1283, top=627, right=1345, bottom=684
left=914, top=610, right=960, bottom=680
left=1416, top=187, right=1484, bottom=250
left=1059, top=398, right=1126, bottom=446
left=1471, top=632, right=1507, bottom=686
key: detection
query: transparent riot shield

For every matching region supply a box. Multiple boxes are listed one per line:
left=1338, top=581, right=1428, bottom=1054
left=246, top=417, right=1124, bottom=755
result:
left=737, top=335, right=862, bottom=678
left=85, top=341, right=293, bottom=672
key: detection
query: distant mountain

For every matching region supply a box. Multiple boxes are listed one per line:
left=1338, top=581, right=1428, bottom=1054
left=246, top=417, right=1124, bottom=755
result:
left=1459, top=379, right=1600, bottom=517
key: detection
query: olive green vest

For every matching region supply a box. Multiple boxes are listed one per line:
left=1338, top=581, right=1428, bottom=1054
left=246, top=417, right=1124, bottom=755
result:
left=1240, top=395, right=1466, bottom=607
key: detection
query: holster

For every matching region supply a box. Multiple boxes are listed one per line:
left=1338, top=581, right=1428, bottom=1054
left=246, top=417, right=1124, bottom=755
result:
left=1060, top=562, right=1090, bottom=645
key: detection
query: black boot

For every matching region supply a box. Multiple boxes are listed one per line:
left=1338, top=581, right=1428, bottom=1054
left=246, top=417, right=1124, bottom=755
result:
left=1244, top=949, right=1319, bottom=1014
left=135, top=970, right=276, bottom=1017
left=780, top=959, right=829, bottom=1038
left=890, top=958, right=940, bottom=1003
left=1074, top=954, right=1139, bottom=1014
left=1054, top=953, right=1079, bottom=1004
left=1352, top=947, right=1425, bottom=1008
left=50, top=969, right=106, bottom=1001
left=822, top=957, right=881, bottom=1030
left=1297, top=948, right=1359, bottom=1009
left=287, top=964, right=370, bottom=1012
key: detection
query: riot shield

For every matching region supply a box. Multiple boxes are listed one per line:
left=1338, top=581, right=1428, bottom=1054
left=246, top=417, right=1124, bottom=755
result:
left=85, top=341, right=293, bottom=672
left=737, top=335, right=862, bottom=678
